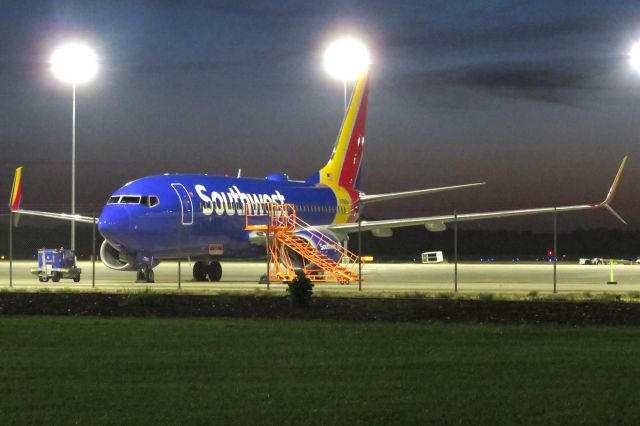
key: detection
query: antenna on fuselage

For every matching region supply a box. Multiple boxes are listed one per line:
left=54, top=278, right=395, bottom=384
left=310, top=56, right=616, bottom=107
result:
left=237, top=168, right=242, bottom=178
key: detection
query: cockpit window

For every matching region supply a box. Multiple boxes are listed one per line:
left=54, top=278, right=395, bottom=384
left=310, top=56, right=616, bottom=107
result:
left=120, top=196, right=141, bottom=204
left=141, top=195, right=160, bottom=207
left=107, top=195, right=159, bottom=207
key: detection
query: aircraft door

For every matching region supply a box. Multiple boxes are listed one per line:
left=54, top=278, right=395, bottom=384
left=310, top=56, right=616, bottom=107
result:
left=171, top=183, right=194, bottom=225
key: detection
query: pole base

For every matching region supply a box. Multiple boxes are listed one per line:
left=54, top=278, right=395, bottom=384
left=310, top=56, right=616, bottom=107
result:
left=607, top=281, right=618, bottom=285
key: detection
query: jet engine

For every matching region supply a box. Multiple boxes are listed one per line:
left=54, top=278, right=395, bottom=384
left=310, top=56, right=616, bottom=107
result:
left=100, top=240, right=137, bottom=271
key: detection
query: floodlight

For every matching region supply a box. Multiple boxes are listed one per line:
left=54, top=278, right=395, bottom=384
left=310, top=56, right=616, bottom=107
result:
left=50, top=42, right=98, bottom=85
left=323, top=37, right=370, bottom=82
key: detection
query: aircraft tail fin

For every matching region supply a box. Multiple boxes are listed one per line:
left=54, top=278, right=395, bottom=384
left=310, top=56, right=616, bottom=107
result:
left=9, top=166, right=23, bottom=212
left=307, top=71, right=369, bottom=189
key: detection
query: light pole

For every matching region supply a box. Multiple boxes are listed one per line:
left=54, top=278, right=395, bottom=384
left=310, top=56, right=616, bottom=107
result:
left=50, top=42, right=98, bottom=252
left=323, top=36, right=370, bottom=114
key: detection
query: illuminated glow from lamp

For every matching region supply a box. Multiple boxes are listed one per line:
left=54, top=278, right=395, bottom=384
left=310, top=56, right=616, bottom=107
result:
left=323, top=37, right=370, bottom=82
left=50, top=42, right=98, bottom=85
left=630, top=41, right=640, bottom=72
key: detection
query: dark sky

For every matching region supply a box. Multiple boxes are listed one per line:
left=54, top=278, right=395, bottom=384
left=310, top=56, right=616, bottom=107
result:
left=1, top=0, right=639, bottom=230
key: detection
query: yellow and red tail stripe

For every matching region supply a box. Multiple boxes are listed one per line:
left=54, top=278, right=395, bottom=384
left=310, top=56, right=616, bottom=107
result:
left=319, top=70, right=369, bottom=189
left=9, top=166, right=23, bottom=211
left=317, top=71, right=370, bottom=224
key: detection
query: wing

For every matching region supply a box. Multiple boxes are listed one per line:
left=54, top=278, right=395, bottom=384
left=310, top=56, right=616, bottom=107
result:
left=11, top=208, right=97, bottom=224
left=359, top=182, right=485, bottom=204
left=8, top=167, right=98, bottom=225
left=329, top=157, right=628, bottom=236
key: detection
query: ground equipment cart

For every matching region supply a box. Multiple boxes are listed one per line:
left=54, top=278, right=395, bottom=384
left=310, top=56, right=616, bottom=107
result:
left=31, top=248, right=81, bottom=283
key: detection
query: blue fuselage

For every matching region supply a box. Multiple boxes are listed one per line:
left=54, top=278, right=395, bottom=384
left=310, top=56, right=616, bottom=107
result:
left=98, top=174, right=346, bottom=261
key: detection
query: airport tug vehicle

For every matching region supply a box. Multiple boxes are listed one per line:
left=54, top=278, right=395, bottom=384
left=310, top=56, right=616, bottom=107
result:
left=32, top=248, right=82, bottom=283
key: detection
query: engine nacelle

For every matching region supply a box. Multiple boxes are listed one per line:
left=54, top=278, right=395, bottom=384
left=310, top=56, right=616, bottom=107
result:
left=425, top=222, right=447, bottom=232
left=100, top=240, right=137, bottom=271
left=371, top=228, right=393, bottom=238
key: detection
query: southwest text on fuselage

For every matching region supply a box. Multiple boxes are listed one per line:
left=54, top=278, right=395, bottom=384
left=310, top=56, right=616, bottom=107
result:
left=195, top=184, right=286, bottom=216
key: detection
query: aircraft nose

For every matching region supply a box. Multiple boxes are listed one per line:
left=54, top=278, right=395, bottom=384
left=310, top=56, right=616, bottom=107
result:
left=98, top=206, right=131, bottom=241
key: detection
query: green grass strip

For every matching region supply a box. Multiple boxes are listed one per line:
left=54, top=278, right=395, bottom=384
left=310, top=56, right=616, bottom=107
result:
left=1, top=316, right=639, bottom=425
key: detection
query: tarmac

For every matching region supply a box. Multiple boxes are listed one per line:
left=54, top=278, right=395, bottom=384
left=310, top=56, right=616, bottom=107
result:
left=1, top=260, right=639, bottom=294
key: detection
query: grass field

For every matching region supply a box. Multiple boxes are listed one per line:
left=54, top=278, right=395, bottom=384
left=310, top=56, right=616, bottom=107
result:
left=1, top=317, right=640, bottom=425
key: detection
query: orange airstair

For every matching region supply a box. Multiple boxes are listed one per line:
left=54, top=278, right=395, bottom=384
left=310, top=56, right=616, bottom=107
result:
left=245, top=202, right=360, bottom=284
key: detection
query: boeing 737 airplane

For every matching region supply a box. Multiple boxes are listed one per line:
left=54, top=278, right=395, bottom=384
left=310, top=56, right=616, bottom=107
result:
left=9, top=71, right=628, bottom=283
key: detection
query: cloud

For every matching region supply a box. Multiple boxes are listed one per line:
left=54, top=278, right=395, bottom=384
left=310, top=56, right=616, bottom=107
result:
left=442, top=56, right=623, bottom=104
left=386, top=55, right=622, bottom=107
left=390, top=17, right=611, bottom=52
left=441, top=63, right=596, bottom=104
left=381, top=2, right=638, bottom=53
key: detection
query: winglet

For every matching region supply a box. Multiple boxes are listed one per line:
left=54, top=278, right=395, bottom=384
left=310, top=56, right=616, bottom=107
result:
left=9, top=166, right=23, bottom=212
left=599, top=156, right=628, bottom=224
left=603, top=204, right=627, bottom=225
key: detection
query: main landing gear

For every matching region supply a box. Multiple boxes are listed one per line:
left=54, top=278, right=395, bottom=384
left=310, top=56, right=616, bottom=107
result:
left=136, top=265, right=155, bottom=283
left=192, top=260, right=222, bottom=282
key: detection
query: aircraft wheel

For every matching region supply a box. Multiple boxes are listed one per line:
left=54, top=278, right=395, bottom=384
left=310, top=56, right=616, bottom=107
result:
left=207, top=261, right=222, bottom=282
left=38, top=276, right=46, bottom=283
left=51, top=272, right=61, bottom=283
left=259, top=274, right=269, bottom=284
left=193, top=261, right=208, bottom=281
left=73, top=275, right=81, bottom=283
left=137, top=266, right=155, bottom=283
